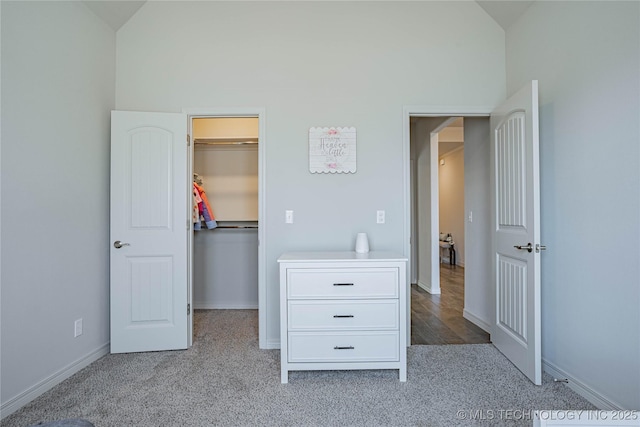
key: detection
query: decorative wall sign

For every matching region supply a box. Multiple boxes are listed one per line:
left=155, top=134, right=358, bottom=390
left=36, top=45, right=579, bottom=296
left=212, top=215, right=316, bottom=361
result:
left=309, top=127, right=357, bottom=174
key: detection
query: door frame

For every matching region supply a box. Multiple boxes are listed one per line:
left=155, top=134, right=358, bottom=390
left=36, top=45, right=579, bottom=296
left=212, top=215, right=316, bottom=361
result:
left=402, top=106, right=492, bottom=343
left=183, top=107, right=267, bottom=349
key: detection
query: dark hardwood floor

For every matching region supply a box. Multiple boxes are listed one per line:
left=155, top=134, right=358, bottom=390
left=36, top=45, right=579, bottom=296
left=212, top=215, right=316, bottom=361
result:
left=411, top=264, right=490, bottom=345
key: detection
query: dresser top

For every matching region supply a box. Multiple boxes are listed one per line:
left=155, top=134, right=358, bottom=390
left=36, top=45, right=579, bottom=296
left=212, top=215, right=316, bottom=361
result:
left=278, top=251, right=407, bottom=263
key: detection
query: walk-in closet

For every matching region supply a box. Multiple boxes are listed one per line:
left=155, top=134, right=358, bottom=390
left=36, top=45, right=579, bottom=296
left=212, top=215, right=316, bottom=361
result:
left=192, top=117, right=259, bottom=309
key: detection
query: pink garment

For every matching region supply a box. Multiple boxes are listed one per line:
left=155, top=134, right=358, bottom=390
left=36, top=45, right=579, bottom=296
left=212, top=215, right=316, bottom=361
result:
left=193, top=182, right=217, bottom=229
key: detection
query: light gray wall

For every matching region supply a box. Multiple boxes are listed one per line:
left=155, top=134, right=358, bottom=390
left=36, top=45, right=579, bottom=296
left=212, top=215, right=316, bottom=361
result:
left=438, top=146, right=465, bottom=265
left=463, top=118, right=491, bottom=330
left=115, top=1, right=506, bottom=345
left=1, top=1, right=115, bottom=413
left=193, top=229, right=259, bottom=309
left=506, top=1, right=640, bottom=409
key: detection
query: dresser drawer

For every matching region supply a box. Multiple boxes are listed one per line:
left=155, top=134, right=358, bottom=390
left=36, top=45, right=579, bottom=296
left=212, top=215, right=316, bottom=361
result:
left=288, top=300, right=398, bottom=331
left=287, top=268, right=398, bottom=299
left=288, top=331, right=399, bottom=363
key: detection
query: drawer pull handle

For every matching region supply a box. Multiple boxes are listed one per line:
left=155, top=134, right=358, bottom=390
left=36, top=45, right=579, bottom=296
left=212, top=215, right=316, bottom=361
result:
left=333, top=315, right=354, bottom=318
left=333, top=283, right=354, bottom=286
left=334, top=346, right=355, bottom=350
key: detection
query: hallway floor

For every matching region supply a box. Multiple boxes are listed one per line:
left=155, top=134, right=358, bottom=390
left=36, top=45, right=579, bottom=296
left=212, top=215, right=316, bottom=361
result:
left=411, top=265, right=491, bottom=345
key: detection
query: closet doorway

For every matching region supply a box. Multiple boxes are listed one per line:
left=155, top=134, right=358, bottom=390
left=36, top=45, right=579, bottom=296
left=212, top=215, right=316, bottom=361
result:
left=186, top=110, right=266, bottom=348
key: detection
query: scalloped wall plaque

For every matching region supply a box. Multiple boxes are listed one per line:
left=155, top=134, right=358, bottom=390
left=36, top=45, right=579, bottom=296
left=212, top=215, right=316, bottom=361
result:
left=309, top=127, right=356, bottom=174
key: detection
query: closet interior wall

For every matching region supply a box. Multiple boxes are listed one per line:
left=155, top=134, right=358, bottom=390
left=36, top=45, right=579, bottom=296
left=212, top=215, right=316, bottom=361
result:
left=192, top=117, right=259, bottom=309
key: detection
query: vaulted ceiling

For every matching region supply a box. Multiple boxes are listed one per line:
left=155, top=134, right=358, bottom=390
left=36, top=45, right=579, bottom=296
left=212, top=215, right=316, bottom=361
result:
left=83, top=1, right=534, bottom=32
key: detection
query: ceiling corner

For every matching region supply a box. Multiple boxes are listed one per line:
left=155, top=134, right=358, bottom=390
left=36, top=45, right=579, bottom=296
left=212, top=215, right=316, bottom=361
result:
left=475, top=0, right=535, bottom=31
left=82, top=1, right=146, bottom=31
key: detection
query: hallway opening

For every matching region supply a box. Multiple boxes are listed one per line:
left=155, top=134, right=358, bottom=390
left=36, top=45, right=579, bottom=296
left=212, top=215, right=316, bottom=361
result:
left=411, top=265, right=490, bottom=345
left=408, top=115, right=492, bottom=345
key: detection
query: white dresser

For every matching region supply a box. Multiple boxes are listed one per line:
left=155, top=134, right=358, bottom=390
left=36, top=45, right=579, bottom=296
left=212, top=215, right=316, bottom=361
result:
left=278, top=251, right=408, bottom=383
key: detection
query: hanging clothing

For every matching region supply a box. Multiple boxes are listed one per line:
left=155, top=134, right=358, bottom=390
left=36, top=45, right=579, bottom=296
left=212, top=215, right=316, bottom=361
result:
left=193, top=185, right=203, bottom=230
left=194, top=182, right=217, bottom=229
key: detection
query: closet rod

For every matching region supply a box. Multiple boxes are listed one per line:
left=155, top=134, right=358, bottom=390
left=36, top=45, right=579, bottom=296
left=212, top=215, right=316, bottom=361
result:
left=194, top=138, right=258, bottom=146
left=214, top=225, right=258, bottom=229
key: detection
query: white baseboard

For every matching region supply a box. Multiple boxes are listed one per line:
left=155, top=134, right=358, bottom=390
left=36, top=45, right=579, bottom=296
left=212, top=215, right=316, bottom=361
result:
left=542, top=359, right=625, bottom=410
left=1, top=343, right=109, bottom=419
left=265, top=339, right=280, bottom=350
left=417, top=280, right=441, bottom=295
left=194, top=303, right=258, bottom=310
left=463, top=309, right=491, bottom=333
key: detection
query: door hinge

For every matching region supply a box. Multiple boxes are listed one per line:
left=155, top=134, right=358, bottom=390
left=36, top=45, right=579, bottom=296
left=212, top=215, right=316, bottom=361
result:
left=187, top=303, right=191, bottom=315
left=187, top=134, right=191, bottom=146
left=187, top=219, right=190, bottom=230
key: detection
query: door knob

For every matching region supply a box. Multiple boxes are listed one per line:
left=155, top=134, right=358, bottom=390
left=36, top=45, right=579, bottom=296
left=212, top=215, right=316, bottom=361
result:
left=514, top=243, right=533, bottom=253
left=113, top=240, right=130, bottom=249
left=535, top=244, right=547, bottom=253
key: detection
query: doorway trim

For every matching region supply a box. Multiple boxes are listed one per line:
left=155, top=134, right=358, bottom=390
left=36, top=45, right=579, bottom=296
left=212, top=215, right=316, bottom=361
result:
left=402, top=106, right=491, bottom=343
left=183, top=107, right=268, bottom=349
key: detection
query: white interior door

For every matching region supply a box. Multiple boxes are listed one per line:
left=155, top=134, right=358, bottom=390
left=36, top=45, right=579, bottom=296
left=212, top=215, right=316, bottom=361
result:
left=490, top=81, right=542, bottom=385
left=110, top=111, right=188, bottom=353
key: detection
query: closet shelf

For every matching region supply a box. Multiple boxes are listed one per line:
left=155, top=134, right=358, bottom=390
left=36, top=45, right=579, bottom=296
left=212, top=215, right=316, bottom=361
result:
left=194, top=137, right=258, bottom=146
left=215, top=225, right=258, bottom=229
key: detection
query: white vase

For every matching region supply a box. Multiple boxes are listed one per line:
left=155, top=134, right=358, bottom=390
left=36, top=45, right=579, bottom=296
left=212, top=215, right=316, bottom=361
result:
left=355, top=233, right=370, bottom=253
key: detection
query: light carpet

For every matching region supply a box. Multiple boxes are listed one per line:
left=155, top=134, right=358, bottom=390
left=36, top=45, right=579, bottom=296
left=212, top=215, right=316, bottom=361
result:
left=1, top=310, right=595, bottom=427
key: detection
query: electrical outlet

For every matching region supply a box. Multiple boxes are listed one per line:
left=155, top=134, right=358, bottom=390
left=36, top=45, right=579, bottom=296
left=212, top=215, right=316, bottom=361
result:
left=376, top=210, right=385, bottom=224
left=74, top=318, right=83, bottom=338
left=285, top=210, right=294, bottom=224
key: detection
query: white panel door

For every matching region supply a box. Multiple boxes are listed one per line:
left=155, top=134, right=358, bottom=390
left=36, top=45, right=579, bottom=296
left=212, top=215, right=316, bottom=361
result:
left=490, top=81, right=542, bottom=385
left=110, top=111, right=188, bottom=353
